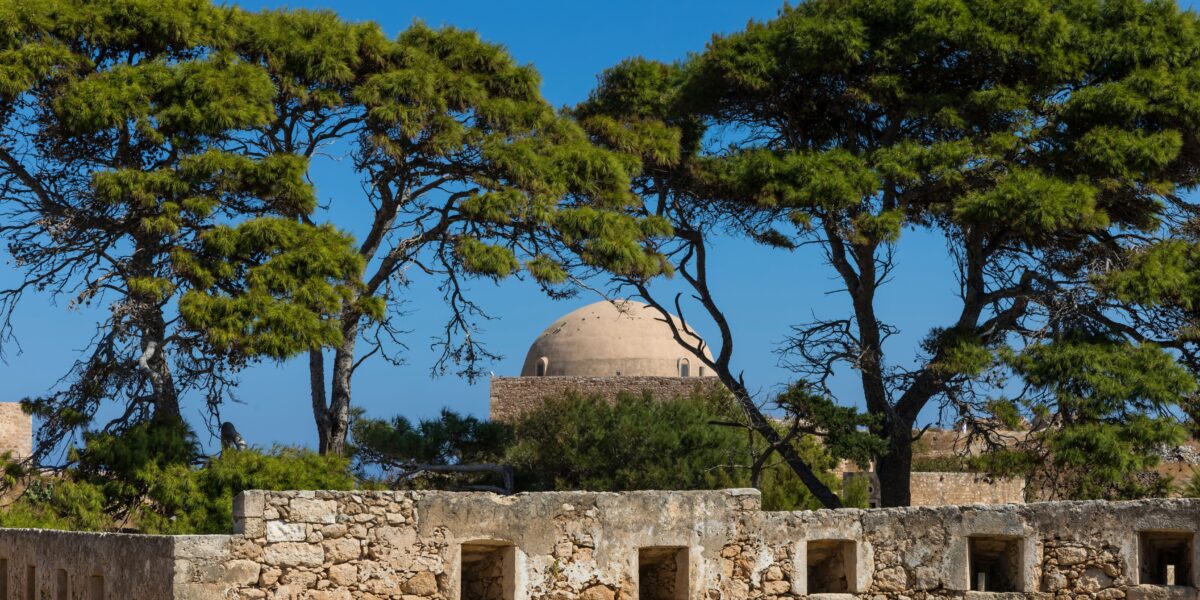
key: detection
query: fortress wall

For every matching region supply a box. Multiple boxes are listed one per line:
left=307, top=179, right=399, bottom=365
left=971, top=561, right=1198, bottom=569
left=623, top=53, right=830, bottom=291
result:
left=488, top=376, right=722, bottom=421
left=846, top=471, right=1027, bottom=507
left=220, top=489, right=1200, bottom=599
left=2, top=491, right=1199, bottom=598
left=0, top=528, right=178, bottom=599
left=0, top=403, right=32, bottom=460
left=909, top=472, right=1026, bottom=506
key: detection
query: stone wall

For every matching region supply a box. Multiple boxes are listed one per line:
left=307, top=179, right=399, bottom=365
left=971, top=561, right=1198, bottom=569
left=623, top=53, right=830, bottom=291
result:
left=0, top=402, right=32, bottom=459
left=845, top=471, right=1027, bottom=507
left=220, top=490, right=1200, bottom=599
left=0, top=528, right=236, bottom=599
left=3, top=491, right=1200, bottom=599
left=488, top=376, right=722, bottom=422
left=910, top=472, right=1026, bottom=506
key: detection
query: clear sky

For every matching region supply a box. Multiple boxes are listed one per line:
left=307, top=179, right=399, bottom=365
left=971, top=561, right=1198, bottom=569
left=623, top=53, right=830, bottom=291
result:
left=2, top=0, right=1197, bottom=453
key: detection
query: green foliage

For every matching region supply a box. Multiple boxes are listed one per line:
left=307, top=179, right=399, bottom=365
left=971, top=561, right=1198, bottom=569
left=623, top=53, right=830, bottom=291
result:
left=1, top=422, right=355, bottom=534
left=351, top=390, right=847, bottom=510
left=772, top=383, right=885, bottom=466
left=1183, top=470, right=1200, bottom=499
left=505, top=389, right=838, bottom=510
left=985, top=336, right=1194, bottom=499
left=1104, top=240, right=1200, bottom=315
left=177, top=219, right=372, bottom=359
left=572, top=0, right=1200, bottom=507
left=351, top=407, right=511, bottom=472
left=0, top=478, right=110, bottom=531
left=839, top=473, right=871, bottom=509
left=0, top=0, right=390, bottom=453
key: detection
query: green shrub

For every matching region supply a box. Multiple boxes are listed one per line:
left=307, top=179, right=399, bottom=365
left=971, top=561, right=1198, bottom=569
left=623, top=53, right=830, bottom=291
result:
left=1, top=422, right=357, bottom=533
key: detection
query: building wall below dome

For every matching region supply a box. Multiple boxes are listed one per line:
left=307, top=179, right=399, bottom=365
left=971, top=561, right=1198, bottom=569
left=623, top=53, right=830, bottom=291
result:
left=488, top=376, right=724, bottom=422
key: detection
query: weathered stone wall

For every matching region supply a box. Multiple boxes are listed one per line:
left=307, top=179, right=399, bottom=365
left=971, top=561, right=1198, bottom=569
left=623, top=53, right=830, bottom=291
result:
left=0, top=528, right=216, bottom=599
left=0, top=402, right=32, bottom=459
left=488, top=376, right=722, bottom=421
left=3, top=491, right=1199, bottom=599
left=845, top=471, right=1026, bottom=507
left=219, top=490, right=1200, bottom=600
left=910, top=472, right=1026, bottom=506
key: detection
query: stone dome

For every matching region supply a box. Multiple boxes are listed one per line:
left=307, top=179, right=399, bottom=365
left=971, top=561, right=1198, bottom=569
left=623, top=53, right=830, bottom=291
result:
left=520, top=300, right=717, bottom=378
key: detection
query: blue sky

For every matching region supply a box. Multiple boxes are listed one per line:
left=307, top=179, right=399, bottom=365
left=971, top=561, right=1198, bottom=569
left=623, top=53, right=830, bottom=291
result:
left=2, top=0, right=1197, bottom=452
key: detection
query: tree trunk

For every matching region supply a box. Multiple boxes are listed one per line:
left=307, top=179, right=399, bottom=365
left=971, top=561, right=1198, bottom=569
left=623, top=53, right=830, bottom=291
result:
left=875, top=429, right=914, bottom=507
left=727, top=379, right=843, bottom=508
left=310, top=350, right=331, bottom=454
left=139, top=306, right=180, bottom=422
left=316, top=314, right=361, bottom=456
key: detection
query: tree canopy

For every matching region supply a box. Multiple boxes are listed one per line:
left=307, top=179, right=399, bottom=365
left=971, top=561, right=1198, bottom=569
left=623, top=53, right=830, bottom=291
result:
left=0, top=0, right=372, bottom=459
left=226, top=8, right=670, bottom=455
left=574, top=0, right=1200, bottom=506
left=0, top=0, right=667, bottom=458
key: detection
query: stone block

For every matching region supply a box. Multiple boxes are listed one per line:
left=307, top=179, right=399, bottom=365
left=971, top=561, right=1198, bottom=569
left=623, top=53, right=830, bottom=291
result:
left=263, top=542, right=325, bottom=567
left=290, top=497, right=338, bottom=524
left=266, top=521, right=306, bottom=543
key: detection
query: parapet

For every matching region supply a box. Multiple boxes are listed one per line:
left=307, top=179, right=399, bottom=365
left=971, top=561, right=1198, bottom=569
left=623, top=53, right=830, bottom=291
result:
left=2, top=490, right=1199, bottom=598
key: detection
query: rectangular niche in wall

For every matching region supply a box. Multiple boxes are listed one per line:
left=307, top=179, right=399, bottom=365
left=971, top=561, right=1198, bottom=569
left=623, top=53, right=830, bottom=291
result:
left=89, top=575, right=104, bottom=600
left=638, top=546, right=689, bottom=600
left=807, top=539, right=857, bottom=594
left=1139, top=531, right=1194, bottom=586
left=968, top=536, right=1023, bottom=592
left=460, top=541, right=516, bottom=600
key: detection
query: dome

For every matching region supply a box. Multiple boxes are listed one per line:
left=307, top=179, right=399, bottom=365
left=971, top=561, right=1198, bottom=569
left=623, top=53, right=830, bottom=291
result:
left=520, top=300, right=717, bottom=378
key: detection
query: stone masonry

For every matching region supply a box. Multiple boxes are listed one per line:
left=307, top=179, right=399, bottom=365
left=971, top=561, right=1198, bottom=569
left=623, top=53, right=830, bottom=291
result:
left=0, top=402, right=31, bottom=460
left=845, top=472, right=1027, bottom=507
left=3, top=490, right=1199, bottom=599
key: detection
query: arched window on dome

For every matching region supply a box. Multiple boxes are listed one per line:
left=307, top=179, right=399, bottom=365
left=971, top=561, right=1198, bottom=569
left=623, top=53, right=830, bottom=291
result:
left=678, top=358, right=690, bottom=378
left=535, top=356, right=549, bottom=377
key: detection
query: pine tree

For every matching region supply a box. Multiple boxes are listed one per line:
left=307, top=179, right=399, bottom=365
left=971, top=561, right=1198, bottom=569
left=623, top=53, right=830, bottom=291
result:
left=0, top=0, right=367, bottom=456
left=578, top=0, right=1200, bottom=506
left=231, top=11, right=668, bottom=454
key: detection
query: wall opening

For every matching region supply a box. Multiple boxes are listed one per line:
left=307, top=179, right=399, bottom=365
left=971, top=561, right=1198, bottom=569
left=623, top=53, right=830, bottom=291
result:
left=638, top=546, right=688, bottom=600
left=25, top=565, right=35, bottom=600
left=56, top=569, right=68, bottom=600
left=678, top=358, right=690, bottom=378
left=1140, top=531, right=1194, bottom=586
left=460, top=541, right=516, bottom=600
left=807, top=539, right=856, bottom=593
left=535, top=357, right=548, bottom=377
left=89, top=575, right=104, bottom=600
left=968, top=536, right=1022, bottom=592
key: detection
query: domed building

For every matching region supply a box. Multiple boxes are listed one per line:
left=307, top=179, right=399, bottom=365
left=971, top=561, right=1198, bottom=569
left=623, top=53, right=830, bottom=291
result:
left=490, top=300, right=720, bottom=421
left=520, top=300, right=717, bottom=378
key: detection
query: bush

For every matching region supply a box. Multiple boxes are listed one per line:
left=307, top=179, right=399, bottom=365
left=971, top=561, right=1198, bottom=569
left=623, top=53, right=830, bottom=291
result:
left=505, top=389, right=841, bottom=510
left=1, top=421, right=357, bottom=533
